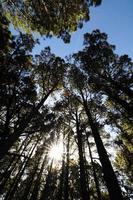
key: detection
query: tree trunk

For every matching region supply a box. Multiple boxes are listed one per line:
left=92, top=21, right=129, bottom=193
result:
left=86, top=135, right=102, bottom=200
left=58, top=137, right=65, bottom=200
left=29, top=155, right=47, bottom=200
left=0, top=135, right=32, bottom=194
left=76, top=111, right=90, bottom=200
left=4, top=140, right=38, bottom=200
left=39, top=159, right=53, bottom=200
left=82, top=98, right=123, bottom=200
left=64, top=132, right=70, bottom=200
left=20, top=158, right=40, bottom=200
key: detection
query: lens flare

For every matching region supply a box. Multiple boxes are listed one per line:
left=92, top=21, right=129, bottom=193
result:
left=49, top=142, right=63, bottom=161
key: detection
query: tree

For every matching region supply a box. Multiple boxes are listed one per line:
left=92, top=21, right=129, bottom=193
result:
left=67, top=65, right=124, bottom=200
left=0, top=16, right=65, bottom=159
left=0, top=19, right=37, bottom=159
left=1, top=0, right=102, bottom=42
left=86, top=132, right=102, bottom=200
left=73, top=30, right=133, bottom=117
left=0, top=14, right=132, bottom=199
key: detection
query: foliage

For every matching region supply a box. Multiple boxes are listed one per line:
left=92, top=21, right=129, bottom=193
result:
left=0, top=15, right=133, bottom=200
left=1, top=0, right=102, bottom=42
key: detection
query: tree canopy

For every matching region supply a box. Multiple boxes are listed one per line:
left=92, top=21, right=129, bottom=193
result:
left=1, top=0, right=102, bottom=42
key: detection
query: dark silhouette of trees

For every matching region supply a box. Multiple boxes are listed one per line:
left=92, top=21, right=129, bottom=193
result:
left=0, top=14, right=132, bottom=200
left=0, top=16, right=65, bottom=160
left=67, top=65, right=124, bottom=200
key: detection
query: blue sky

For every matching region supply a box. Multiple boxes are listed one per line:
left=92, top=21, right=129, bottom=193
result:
left=32, top=0, right=133, bottom=59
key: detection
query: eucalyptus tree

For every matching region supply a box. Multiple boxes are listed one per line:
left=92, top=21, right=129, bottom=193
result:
left=73, top=30, right=133, bottom=118
left=0, top=134, right=34, bottom=195
left=1, top=0, right=102, bottom=42
left=0, top=20, right=37, bottom=159
left=67, top=64, right=124, bottom=200
left=0, top=11, right=132, bottom=200
left=0, top=17, right=65, bottom=160
left=54, top=101, right=77, bottom=199
left=54, top=95, right=90, bottom=200
left=71, top=29, right=133, bottom=199
left=3, top=138, right=39, bottom=200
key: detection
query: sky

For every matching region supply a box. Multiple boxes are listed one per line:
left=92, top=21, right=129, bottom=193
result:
left=32, top=0, right=133, bottom=59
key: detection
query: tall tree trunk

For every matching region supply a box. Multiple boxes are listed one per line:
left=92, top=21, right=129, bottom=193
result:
left=57, top=137, right=66, bottom=200
left=0, top=135, right=32, bottom=194
left=82, top=97, right=123, bottom=200
left=20, top=154, right=41, bottom=200
left=75, top=111, right=90, bottom=200
left=29, top=154, right=48, bottom=200
left=39, top=159, right=53, bottom=200
left=86, top=135, right=102, bottom=200
left=0, top=85, right=56, bottom=160
left=4, top=140, right=38, bottom=200
left=64, top=132, right=70, bottom=200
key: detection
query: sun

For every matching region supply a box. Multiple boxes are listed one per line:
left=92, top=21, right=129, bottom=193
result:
left=48, top=142, right=63, bottom=161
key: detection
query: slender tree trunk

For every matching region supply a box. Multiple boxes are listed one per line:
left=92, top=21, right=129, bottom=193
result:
left=82, top=97, right=123, bottom=200
left=86, top=135, right=102, bottom=200
left=64, top=132, right=70, bottom=200
left=58, top=137, right=65, bottom=200
left=39, top=159, right=53, bottom=200
left=0, top=135, right=32, bottom=194
left=0, top=134, right=30, bottom=182
left=76, top=111, right=90, bottom=200
left=4, top=140, right=38, bottom=200
left=29, top=155, right=47, bottom=200
left=20, top=160, right=40, bottom=200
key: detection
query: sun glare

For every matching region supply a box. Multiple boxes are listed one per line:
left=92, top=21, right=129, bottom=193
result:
left=49, top=142, right=63, bottom=161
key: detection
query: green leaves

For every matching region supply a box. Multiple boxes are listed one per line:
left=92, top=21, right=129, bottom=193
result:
left=1, top=0, right=102, bottom=42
